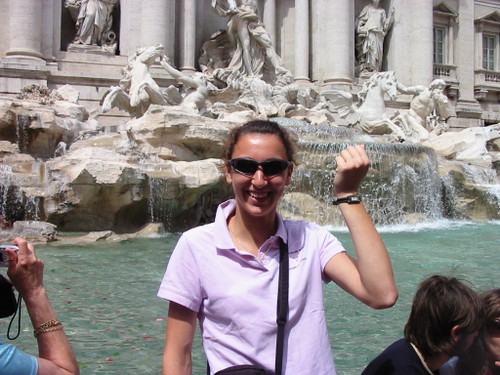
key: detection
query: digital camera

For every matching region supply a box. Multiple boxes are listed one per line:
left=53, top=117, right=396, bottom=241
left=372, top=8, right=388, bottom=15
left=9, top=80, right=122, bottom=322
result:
left=0, top=245, right=19, bottom=267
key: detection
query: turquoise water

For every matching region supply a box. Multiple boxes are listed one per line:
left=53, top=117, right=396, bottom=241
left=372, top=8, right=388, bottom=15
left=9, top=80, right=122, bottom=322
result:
left=1, top=221, right=498, bottom=375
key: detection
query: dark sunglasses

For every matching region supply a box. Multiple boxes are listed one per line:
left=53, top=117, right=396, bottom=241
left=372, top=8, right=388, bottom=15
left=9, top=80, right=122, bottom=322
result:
left=487, top=318, right=500, bottom=332
left=229, top=158, right=290, bottom=177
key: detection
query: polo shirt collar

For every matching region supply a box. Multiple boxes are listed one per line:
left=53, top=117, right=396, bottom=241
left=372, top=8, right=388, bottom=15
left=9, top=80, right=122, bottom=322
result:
left=214, top=199, right=289, bottom=252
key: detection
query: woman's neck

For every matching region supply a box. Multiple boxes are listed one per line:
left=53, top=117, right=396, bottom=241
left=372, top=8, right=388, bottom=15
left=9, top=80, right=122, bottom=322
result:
left=228, top=210, right=277, bottom=255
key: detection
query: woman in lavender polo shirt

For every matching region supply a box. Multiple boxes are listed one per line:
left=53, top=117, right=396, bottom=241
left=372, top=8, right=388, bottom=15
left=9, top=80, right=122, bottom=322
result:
left=158, top=120, right=398, bottom=374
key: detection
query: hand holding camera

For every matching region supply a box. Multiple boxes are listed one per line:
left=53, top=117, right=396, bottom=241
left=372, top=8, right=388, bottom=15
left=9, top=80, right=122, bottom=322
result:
left=0, top=238, right=80, bottom=374
left=5, top=238, right=46, bottom=302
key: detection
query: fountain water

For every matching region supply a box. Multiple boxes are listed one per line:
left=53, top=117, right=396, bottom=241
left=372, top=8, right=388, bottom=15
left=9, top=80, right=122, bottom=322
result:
left=0, top=164, right=43, bottom=225
left=275, top=119, right=474, bottom=227
left=0, top=104, right=498, bottom=235
left=15, top=113, right=33, bottom=154
left=148, top=177, right=175, bottom=226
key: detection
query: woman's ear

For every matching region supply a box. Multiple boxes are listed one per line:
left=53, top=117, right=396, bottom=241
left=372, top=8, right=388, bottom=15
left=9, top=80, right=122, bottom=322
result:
left=285, top=162, right=294, bottom=186
left=225, top=162, right=233, bottom=184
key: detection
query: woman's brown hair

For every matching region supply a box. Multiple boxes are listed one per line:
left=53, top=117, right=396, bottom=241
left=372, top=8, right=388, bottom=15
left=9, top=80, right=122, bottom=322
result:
left=222, top=120, right=297, bottom=163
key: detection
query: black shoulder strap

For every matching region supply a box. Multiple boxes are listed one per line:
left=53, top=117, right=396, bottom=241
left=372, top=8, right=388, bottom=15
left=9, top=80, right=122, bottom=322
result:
left=275, top=239, right=289, bottom=375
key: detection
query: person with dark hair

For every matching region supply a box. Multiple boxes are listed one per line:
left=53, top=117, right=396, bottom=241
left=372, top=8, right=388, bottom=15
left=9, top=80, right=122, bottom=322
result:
left=362, top=275, right=482, bottom=375
left=158, top=120, right=398, bottom=374
left=0, top=238, right=79, bottom=375
left=440, top=288, right=500, bottom=375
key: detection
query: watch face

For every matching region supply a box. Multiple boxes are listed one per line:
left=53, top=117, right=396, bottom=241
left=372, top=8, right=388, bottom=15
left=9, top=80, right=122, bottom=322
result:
left=333, top=195, right=362, bottom=205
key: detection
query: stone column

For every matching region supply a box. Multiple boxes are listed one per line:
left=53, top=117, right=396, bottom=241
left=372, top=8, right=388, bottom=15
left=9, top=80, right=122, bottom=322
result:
left=140, top=0, right=175, bottom=58
left=178, top=0, right=197, bottom=72
left=120, top=0, right=143, bottom=57
left=408, top=0, right=433, bottom=85
left=448, top=18, right=455, bottom=67
left=4, top=0, right=44, bottom=64
left=475, top=24, right=483, bottom=71
left=294, top=0, right=309, bottom=83
left=455, top=0, right=482, bottom=120
left=262, top=0, right=277, bottom=45
left=386, top=0, right=431, bottom=85
left=41, top=0, right=58, bottom=61
left=313, top=0, right=353, bottom=89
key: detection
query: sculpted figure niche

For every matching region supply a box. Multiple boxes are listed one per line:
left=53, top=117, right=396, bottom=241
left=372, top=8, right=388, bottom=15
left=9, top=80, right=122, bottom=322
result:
left=209, top=0, right=289, bottom=83
left=355, top=0, right=395, bottom=76
left=65, top=0, right=119, bottom=53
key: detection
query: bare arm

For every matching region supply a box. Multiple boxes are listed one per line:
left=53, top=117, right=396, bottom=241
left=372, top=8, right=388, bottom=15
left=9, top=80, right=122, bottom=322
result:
left=160, top=56, right=200, bottom=89
left=163, top=302, right=198, bottom=375
left=7, top=238, right=79, bottom=375
left=324, top=145, right=398, bottom=309
left=397, top=82, right=425, bottom=96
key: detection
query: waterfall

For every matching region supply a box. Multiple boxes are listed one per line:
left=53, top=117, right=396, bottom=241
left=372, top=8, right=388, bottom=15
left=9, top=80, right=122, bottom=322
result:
left=274, top=119, right=449, bottom=226
left=23, top=195, right=41, bottom=221
left=146, top=170, right=183, bottom=230
left=282, top=141, right=443, bottom=226
left=0, top=164, right=24, bottom=225
left=148, top=178, right=173, bottom=224
left=462, top=164, right=500, bottom=214
left=15, top=113, right=32, bottom=153
left=0, top=163, right=43, bottom=225
left=463, top=164, right=500, bottom=190
left=0, top=165, right=13, bottom=219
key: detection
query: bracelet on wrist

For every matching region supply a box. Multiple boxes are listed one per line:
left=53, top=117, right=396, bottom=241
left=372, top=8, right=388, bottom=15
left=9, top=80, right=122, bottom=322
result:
left=33, top=319, right=63, bottom=337
left=332, top=194, right=362, bottom=205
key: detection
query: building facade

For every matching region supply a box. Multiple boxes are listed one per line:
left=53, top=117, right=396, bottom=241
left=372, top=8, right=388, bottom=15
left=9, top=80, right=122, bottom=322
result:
left=1, top=0, right=499, bottom=129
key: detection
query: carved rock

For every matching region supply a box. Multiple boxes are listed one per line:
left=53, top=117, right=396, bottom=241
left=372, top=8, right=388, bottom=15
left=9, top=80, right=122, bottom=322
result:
left=423, top=124, right=500, bottom=168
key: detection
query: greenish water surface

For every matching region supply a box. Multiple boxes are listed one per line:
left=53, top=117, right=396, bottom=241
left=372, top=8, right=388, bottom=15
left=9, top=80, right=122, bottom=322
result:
left=1, top=221, right=498, bottom=375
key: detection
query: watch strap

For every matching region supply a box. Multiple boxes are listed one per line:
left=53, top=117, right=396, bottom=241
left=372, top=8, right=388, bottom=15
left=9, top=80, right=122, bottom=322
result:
left=332, top=194, right=362, bottom=205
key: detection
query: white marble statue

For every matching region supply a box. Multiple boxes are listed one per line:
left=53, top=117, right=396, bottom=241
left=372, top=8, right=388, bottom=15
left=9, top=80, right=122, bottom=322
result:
left=323, top=71, right=406, bottom=141
left=288, top=88, right=334, bottom=125
left=66, top=0, right=118, bottom=47
left=211, top=0, right=289, bottom=80
left=394, top=79, right=453, bottom=141
left=159, top=56, right=210, bottom=113
left=355, top=0, right=395, bottom=75
left=209, top=68, right=297, bottom=118
left=102, top=45, right=168, bottom=118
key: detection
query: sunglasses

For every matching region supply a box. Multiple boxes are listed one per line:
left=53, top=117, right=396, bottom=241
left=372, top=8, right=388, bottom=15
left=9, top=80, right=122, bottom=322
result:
left=488, top=318, right=500, bottom=328
left=229, top=158, right=290, bottom=177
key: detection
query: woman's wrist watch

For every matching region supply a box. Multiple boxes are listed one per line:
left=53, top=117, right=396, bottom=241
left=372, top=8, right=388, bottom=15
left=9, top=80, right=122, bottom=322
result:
left=332, top=194, right=362, bottom=205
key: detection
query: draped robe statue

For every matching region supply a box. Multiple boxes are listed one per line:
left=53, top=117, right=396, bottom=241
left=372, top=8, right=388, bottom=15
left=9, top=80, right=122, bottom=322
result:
left=355, top=0, right=395, bottom=75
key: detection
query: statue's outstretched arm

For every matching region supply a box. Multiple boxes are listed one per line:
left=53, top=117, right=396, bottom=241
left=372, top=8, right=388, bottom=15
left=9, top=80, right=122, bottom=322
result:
left=160, top=56, right=200, bottom=89
left=396, top=82, right=424, bottom=96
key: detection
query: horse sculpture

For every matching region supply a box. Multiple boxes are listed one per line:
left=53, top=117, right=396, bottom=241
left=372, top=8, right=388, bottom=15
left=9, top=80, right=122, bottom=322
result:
left=323, top=71, right=406, bottom=141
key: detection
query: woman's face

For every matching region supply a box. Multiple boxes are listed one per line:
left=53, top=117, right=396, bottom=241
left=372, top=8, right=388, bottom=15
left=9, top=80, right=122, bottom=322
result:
left=225, top=133, right=293, bottom=221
